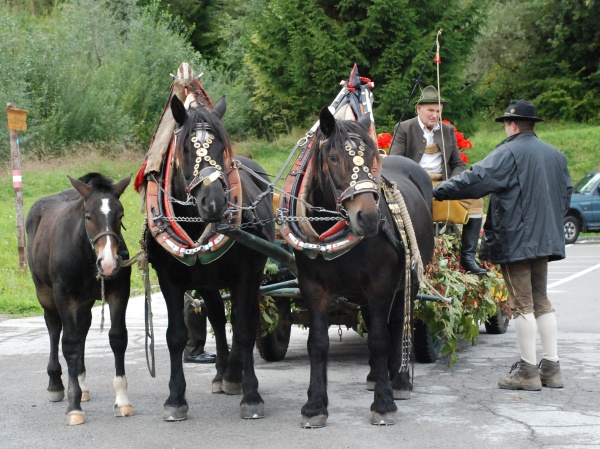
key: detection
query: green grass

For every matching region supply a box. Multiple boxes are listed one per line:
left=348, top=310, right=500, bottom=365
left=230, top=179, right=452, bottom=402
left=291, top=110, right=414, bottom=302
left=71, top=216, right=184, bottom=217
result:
left=1, top=121, right=599, bottom=317
left=466, top=121, right=600, bottom=181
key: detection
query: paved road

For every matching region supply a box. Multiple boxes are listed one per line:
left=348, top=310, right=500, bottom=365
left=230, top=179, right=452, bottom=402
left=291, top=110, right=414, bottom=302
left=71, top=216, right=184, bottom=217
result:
left=1, top=240, right=599, bottom=448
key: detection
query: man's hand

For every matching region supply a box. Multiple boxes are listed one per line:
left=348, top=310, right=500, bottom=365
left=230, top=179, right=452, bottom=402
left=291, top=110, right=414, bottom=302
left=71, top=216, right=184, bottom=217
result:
left=432, top=187, right=449, bottom=201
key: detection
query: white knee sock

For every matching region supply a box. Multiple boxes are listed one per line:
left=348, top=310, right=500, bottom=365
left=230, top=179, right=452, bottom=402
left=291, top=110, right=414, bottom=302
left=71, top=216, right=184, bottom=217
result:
left=514, top=313, right=537, bottom=365
left=537, top=312, right=559, bottom=362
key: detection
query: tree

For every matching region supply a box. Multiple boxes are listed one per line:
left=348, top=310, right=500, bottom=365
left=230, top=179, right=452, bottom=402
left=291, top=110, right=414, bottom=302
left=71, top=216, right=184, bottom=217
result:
left=244, top=0, right=487, bottom=135
left=470, top=0, right=600, bottom=123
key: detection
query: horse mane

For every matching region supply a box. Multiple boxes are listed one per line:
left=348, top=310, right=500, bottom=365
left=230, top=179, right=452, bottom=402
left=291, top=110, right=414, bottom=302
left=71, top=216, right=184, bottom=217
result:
left=309, top=119, right=378, bottom=198
left=174, top=104, right=233, bottom=163
left=77, top=173, right=115, bottom=192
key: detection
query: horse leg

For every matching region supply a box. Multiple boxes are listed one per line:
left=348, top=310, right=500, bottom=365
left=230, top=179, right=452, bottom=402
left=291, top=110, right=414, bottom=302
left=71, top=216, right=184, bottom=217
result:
left=55, top=291, right=86, bottom=425
left=389, top=277, right=419, bottom=400
left=42, top=303, right=65, bottom=402
left=107, top=288, right=133, bottom=418
left=75, top=306, right=92, bottom=403
left=197, top=289, right=230, bottom=394
left=300, top=296, right=330, bottom=428
left=389, top=285, right=418, bottom=400
left=367, top=302, right=397, bottom=426
left=227, top=279, right=264, bottom=419
left=221, top=335, right=243, bottom=395
left=160, top=281, right=189, bottom=421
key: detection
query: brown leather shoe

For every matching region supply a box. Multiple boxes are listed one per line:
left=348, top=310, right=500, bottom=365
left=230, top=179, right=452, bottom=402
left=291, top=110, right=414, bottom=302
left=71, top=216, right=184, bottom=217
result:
left=498, top=359, right=542, bottom=391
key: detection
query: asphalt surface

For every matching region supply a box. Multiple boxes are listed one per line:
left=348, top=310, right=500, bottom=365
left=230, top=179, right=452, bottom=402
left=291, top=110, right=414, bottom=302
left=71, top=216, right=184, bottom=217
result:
left=1, top=238, right=599, bottom=448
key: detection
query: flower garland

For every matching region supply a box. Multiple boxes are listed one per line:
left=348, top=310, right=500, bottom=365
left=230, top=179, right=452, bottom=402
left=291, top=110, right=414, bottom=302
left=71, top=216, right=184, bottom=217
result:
left=443, top=119, right=472, bottom=164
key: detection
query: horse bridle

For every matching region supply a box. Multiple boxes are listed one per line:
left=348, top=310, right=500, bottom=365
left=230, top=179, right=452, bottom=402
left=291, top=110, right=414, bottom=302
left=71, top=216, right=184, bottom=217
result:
left=176, top=123, right=227, bottom=194
left=321, top=132, right=380, bottom=214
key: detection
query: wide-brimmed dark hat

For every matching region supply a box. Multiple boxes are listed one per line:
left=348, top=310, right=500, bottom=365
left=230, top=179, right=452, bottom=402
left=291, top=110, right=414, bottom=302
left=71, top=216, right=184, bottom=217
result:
left=415, top=86, right=448, bottom=105
left=494, top=100, right=544, bottom=122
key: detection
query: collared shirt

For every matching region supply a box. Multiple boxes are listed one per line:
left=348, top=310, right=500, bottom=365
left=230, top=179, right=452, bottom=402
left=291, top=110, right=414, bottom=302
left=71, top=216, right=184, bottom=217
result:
left=418, top=117, right=443, bottom=174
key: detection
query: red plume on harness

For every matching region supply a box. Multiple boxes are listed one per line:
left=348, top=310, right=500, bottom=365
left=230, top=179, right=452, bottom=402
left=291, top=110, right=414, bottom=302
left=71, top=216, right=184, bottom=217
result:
left=134, top=159, right=148, bottom=193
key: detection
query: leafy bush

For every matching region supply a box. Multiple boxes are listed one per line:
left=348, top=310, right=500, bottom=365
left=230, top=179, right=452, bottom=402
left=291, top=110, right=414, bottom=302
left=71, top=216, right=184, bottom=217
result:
left=416, top=232, right=509, bottom=364
left=0, top=0, right=204, bottom=160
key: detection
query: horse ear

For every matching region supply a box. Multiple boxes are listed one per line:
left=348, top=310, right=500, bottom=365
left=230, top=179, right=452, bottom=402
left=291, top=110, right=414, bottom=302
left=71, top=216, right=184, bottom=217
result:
left=114, top=175, right=132, bottom=198
left=319, top=106, right=336, bottom=138
left=357, top=113, right=371, bottom=132
left=170, top=95, right=187, bottom=126
left=213, top=95, right=226, bottom=119
left=68, top=176, right=91, bottom=198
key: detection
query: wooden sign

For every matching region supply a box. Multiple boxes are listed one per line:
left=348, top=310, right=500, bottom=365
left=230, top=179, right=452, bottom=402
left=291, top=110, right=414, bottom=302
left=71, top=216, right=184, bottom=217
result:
left=7, top=108, right=28, bottom=131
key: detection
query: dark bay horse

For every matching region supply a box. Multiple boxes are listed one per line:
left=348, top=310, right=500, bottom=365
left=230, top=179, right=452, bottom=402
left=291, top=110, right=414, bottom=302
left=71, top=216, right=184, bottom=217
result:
left=145, top=94, right=274, bottom=421
left=294, top=107, right=434, bottom=427
left=26, top=173, right=132, bottom=425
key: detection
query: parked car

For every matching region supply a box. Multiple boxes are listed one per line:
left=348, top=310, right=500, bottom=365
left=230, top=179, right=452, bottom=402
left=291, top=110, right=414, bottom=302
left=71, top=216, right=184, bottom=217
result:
left=564, top=171, right=600, bottom=244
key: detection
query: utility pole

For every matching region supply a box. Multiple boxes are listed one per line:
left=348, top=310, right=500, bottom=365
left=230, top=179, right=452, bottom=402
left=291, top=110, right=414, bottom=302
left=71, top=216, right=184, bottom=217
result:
left=6, top=103, right=28, bottom=272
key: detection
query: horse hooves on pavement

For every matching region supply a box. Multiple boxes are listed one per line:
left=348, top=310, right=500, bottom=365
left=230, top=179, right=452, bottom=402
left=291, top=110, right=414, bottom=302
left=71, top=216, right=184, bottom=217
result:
left=366, top=380, right=375, bottom=391
left=300, top=414, right=327, bottom=428
left=240, top=402, right=265, bottom=419
left=211, top=381, right=224, bottom=394
left=114, top=403, right=134, bottom=417
left=47, top=390, right=65, bottom=402
left=68, top=411, right=85, bottom=426
left=81, top=390, right=90, bottom=402
left=393, top=389, right=411, bottom=400
left=163, top=404, right=189, bottom=422
left=370, top=411, right=396, bottom=426
left=221, top=379, right=243, bottom=395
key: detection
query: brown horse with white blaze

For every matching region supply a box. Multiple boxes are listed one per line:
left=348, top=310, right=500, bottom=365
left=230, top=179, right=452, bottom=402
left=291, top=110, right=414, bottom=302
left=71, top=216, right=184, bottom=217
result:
left=26, top=173, right=133, bottom=425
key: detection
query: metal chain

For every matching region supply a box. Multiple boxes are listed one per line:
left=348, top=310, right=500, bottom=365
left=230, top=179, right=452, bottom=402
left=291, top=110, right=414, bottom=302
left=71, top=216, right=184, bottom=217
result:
left=150, top=159, right=346, bottom=227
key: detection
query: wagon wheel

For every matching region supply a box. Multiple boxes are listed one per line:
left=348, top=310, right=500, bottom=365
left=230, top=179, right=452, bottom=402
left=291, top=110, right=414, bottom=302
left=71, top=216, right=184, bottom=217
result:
left=413, top=318, right=442, bottom=363
left=256, top=297, right=292, bottom=362
left=484, top=310, right=510, bottom=334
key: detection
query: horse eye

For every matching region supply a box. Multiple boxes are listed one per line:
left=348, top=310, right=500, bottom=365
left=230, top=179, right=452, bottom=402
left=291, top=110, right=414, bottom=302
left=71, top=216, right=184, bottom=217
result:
left=84, top=214, right=91, bottom=221
left=329, top=154, right=339, bottom=163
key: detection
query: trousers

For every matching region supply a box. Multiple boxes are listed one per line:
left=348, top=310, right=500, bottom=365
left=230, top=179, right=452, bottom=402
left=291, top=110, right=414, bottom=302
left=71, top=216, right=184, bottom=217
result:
left=500, top=257, right=554, bottom=318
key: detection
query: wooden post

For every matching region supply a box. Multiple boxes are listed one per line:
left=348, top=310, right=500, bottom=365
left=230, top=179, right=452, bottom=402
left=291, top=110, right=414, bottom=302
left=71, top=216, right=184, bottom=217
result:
left=6, top=103, right=27, bottom=272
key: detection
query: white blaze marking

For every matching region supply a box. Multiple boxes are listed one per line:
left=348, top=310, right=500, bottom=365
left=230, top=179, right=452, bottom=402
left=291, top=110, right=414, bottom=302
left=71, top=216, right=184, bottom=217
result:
left=101, top=198, right=110, bottom=215
left=98, top=197, right=116, bottom=275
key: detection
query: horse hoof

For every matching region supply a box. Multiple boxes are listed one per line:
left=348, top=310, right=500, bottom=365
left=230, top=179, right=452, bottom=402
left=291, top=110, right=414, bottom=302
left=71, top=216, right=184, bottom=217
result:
left=300, top=414, right=327, bottom=428
left=221, top=380, right=242, bottom=395
left=240, top=402, right=265, bottom=419
left=114, top=404, right=134, bottom=417
left=68, top=411, right=85, bottom=426
left=211, top=381, right=223, bottom=394
left=48, top=390, right=65, bottom=402
left=81, top=390, right=90, bottom=402
left=393, top=389, right=411, bottom=400
left=163, top=405, right=189, bottom=422
left=366, top=380, right=375, bottom=391
left=370, top=411, right=396, bottom=426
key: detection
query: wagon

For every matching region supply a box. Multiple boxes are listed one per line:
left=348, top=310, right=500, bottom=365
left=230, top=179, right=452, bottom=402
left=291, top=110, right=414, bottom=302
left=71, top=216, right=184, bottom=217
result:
left=240, top=234, right=509, bottom=365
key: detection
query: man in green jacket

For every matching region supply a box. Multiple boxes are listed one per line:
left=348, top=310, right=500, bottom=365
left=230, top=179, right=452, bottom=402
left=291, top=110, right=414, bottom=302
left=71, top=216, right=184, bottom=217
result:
left=433, top=100, right=572, bottom=390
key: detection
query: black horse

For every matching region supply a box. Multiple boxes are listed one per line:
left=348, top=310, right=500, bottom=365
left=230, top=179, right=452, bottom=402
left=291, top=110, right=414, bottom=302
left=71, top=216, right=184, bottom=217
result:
left=145, top=94, right=274, bottom=421
left=26, top=173, right=132, bottom=425
left=293, top=107, right=434, bottom=427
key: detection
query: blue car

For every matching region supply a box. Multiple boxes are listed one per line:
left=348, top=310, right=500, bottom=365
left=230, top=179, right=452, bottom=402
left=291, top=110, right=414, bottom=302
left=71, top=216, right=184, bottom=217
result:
left=564, top=171, right=600, bottom=244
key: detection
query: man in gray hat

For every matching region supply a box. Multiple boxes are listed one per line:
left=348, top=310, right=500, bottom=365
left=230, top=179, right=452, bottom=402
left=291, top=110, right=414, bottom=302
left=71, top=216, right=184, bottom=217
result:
left=389, top=85, right=486, bottom=275
left=433, top=100, right=572, bottom=390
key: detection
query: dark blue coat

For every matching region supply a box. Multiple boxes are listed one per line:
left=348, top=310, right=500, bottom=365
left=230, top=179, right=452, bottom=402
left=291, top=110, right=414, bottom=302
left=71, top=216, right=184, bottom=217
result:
left=434, top=132, right=572, bottom=264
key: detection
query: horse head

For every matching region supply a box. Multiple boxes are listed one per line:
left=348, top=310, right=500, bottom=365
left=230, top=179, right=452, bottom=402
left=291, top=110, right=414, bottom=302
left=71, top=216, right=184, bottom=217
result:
left=170, top=94, right=232, bottom=223
left=69, top=173, right=131, bottom=278
left=312, top=106, right=381, bottom=237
